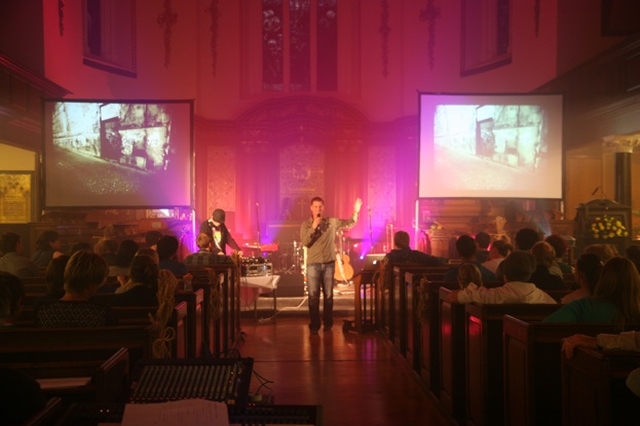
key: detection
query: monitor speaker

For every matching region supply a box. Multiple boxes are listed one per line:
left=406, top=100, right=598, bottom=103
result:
left=277, top=273, right=305, bottom=297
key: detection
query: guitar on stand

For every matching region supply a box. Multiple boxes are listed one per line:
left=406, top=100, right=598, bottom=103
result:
left=334, top=230, right=354, bottom=285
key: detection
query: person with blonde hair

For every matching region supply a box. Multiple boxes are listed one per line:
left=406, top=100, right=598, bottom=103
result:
left=35, top=251, right=115, bottom=327
left=544, top=257, right=640, bottom=326
left=582, top=243, right=619, bottom=262
left=457, top=263, right=482, bottom=289
left=529, top=241, right=566, bottom=291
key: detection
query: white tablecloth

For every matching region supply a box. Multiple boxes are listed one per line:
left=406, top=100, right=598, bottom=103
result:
left=239, top=275, right=280, bottom=307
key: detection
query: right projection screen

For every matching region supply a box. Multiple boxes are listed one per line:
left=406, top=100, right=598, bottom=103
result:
left=418, top=92, right=563, bottom=199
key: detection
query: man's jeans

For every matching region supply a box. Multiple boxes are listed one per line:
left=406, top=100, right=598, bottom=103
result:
left=306, top=261, right=335, bottom=331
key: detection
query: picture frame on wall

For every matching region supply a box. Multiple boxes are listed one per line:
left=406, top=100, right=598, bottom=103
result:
left=0, top=171, right=34, bottom=223
left=601, top=0, right=640, bottom=36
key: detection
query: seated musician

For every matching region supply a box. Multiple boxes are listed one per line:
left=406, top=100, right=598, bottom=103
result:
left=35, top=251, right=117, bottom=327
left=446, top=250, right=556, bottom=304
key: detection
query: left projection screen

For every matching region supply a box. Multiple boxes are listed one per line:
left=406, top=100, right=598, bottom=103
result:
left=43, top=99, right=193, bottom=208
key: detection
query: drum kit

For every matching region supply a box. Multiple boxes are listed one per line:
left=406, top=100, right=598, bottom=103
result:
left=242, top=240, right=305, bottom=275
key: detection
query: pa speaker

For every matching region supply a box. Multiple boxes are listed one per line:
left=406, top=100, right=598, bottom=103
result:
left=277, top=273, right=305, bottom=297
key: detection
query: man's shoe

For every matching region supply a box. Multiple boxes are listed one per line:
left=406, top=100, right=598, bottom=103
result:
left=323, top=326, right=332, bottom=332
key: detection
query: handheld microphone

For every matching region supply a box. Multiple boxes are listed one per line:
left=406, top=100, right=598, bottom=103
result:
left=317, top=213, right=321, bottom=218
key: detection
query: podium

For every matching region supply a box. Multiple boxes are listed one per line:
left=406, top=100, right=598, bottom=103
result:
left=574, top=199, right=631, bottom=257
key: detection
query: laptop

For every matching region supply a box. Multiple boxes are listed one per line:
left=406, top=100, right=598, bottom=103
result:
left=362, top=253, right=386, bottom=271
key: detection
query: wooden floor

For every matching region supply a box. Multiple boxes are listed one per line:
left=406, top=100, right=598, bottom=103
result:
left=237, top=314, right=454, bottom=426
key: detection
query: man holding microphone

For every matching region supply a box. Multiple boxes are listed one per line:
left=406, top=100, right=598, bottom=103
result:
left=300, top=196, right=363, bottom=334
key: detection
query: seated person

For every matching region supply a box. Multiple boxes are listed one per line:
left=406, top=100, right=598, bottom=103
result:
left=111, top=255, right=159, bottom=306
left=0, top=271, right=25, bottom=327
left=0, top=232, right=39, bottom=278
left=109, top=239, right=139, bottom=277
left=545, top=234, right=573, bottom=274
left=94, top=237, right=118, bottom=266
left=384, top=230, right=444, bottom=266
left=31, top=230, right=65, bottom=268
left=543, top=257, right=640, bottom=325
left=482, top=239, right=511, bottom=274
left=184, top=233, right=234, bottom=270
left=443, top=234, right=496, bottom=283
left=446, top=250, right=556, bottom=304
left=0, top=367, right=46, bottom=424
left=457, top=262, right=482, bottom=289
left=35, top=251, right=116, bottom=327
left=583, top=243, right=619, bottom=262
left=157, top=236, right=188, bottom=278
left=626, top=245, right=640, bottom=275
left=561, top=253, right=602, bottom=304
left=494, top=227, right=542, bottom=281
left=474, top=231, right=491, bottom=264
left=33, top=255, right=71, bottom=307
left=144, top=230, right=163, bottom=251
left=529, top=241, right=566, bottom=291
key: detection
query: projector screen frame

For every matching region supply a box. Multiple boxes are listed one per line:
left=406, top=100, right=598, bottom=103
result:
left=417, top=91, right=564, bottom=201
left=41, top=98, right=195, bottom=210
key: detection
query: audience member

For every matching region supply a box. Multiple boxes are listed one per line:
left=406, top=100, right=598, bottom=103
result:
left=94, top=237, right=119, bottom=266
left=494, top=227, right=542, bottom=281
left=545, top=234, right=573, bottom=274
left=157, top=235, right=188, bottom=277
left=0, top=367, right=46, bottom=425
left=443, top=234, right=496, bottom=283
left=626, top=245, right=640, bottom=275
left=583, top=243, right=619, bottom=262
left=184, top=233, right=234, bottom=270
left=109, top=239, right=140, bottom=277
left=135, top=248, right=160, bottom=265
left=474, top=232, right=491, bottom=263
left=384, top=230, right=444, bottom=266
left=446, top=250, right=556, bottom=304
left=111, top=255, right=159, bottom=306
left=35, top=251, right=115, bottom=327
left=543, top=257, right=640, bottom=326
left=33, top=255, right=71, bottom=307
left=0, top=271, right=25, bottom=326
left=482, top=239, right=511, bottom=274
left=31, top=230, right=64, bottom=268
left=70, top=241, right=94, bottom=255
left=0, top=232, right=39, bottom=278
left=457, top=262, right=482, bottom=289
left=529, top=241, right=566, bottom=291
left=144, top=230, right=163, bottom=251
left=561, top=253, right=603, bottom=304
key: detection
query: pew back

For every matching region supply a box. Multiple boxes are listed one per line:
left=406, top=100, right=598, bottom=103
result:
left=502, top=316, right=640, bottom=426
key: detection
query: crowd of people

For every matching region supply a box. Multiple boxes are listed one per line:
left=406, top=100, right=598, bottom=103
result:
left=2, top=214, right=640, bottom=420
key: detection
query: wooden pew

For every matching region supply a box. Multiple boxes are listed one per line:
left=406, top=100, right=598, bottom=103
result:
left=502, top=316, right=640, bottom=426
left=11, top=347, right=130, bottom=404
left=437, top=286, right=467, bottom=423
left=175, top=288, right=205, bottom=358
left=22, top=397, right=65, bottom=426
left=561, top=346, right=640, bottom=426
left=465, top=303, right=561, bottom=426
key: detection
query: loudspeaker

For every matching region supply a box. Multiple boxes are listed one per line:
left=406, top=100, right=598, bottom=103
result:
left=277, top=273, right=305, bottom=297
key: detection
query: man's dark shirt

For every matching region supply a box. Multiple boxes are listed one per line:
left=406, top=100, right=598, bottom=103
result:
left=385, top=248, right=445, bottom=266
left=529, top=265, right=566, bottom=291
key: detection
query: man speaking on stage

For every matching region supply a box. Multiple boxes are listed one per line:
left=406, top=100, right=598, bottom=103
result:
left=300, top=196, right=362, bottom=335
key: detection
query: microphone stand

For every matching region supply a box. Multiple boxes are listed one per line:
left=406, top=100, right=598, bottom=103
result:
left=368, top=208, right=373, bottom=251
left=255, top=203, right=261, bottom=246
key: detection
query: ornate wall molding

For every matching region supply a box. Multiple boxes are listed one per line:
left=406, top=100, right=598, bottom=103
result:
left=206, top=0, right=220, bottom=76
left=158, top=0, right=178, bottom=68
left=419, top=0, right=440, bottom=70
left=603, top=134, right=640, bottom=153
left=379, top=0, right=390, bottom=78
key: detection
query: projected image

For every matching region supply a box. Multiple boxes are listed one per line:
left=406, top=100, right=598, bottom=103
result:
left=43, top=100, right=193, bottom=208
left=419, top=94, right=563, bottom=199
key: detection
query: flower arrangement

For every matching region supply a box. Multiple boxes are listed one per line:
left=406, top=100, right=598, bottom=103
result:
left=427, top=221, right=443, bottom=232
left=589, top=215, right=628, bottom=239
